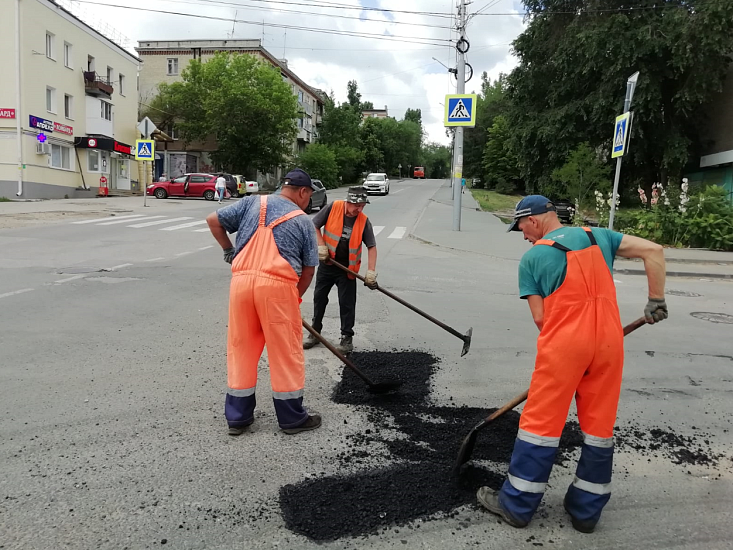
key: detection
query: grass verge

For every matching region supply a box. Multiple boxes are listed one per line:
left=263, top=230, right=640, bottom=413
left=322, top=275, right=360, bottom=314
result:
left=0, top=197, right=12, bottom=202
left=470, top=189, right=522, bottom=214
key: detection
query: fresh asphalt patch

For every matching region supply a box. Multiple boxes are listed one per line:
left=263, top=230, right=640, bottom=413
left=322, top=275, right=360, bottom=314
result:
left=279, top=350, right=730, bottom=542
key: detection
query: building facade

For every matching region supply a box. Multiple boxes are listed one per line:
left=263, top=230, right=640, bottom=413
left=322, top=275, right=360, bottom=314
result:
left=135, top=39, right=323, bottom=183
left=0, top=0, right=141, bottom=200
left=362, top=107, right=389, bottom=119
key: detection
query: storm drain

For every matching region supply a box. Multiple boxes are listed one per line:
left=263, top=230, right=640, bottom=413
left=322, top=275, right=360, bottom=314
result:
left=690, top=312, right=733, bottom=324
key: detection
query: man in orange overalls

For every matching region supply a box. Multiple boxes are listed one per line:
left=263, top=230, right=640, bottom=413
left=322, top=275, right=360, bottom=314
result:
left=477, top=195, right=668, bottom=533
left=206, top=168, right=321, bottom=436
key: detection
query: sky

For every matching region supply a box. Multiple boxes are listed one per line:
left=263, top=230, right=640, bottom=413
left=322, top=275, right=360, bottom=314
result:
left=62, top=0, right=527, bottom=145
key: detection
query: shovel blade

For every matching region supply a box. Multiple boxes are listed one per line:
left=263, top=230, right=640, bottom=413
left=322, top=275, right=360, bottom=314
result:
left=453, top=422, right=483, bottom=475
left=460, top=328, right=473, bottom=357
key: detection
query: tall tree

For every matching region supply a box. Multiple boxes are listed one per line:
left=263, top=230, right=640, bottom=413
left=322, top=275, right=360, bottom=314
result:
left=145, top=53, right=298, bottom=174
left=404, top=108, right=423, bottom=125
left=346, top=80, right=362, bottom=111
left=508, top=0, right=733, bottom=198
left=483, top=115, right=522, bottom=193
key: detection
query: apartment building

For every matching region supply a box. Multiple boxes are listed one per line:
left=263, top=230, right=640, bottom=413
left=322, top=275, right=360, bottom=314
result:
left=136, top=39, right=323, bottom=181
left=363, top=107, right=389, bottom=119
left=0, top=0, right=140, bottom=199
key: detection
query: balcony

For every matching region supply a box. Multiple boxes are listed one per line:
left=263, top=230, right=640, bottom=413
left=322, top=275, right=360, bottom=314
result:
left=83, top=72, right=114, bottom=98
left=297, top=128, right=311, bottom=142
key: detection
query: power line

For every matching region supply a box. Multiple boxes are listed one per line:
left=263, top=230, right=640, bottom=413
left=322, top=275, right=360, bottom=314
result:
left=472, top=4, right=715, bottom=16
left=232, top=0, right=453, bottom=19
left=73, top=1, right=453, bottom=46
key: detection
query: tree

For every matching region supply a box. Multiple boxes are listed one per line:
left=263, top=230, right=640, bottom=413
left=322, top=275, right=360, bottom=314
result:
left=550, top=142, right=612, bottom=206
left=404, top=108, right=423, bottom=125
left=508, top=0, right=733, bottom=199
left=483, top=115, right=522, bottom=193
left=347, top=80, right=362, bottom=111
left=295, top=143, right=339, bottom=189
left=422, top=142, right=452, bottom=179
left=145, top=53, right=298, bottom=174
left=361, top=101, right=374, bottom=110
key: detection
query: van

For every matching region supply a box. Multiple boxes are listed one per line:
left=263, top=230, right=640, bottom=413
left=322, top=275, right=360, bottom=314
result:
left=413, top=166, right=425, bottom=179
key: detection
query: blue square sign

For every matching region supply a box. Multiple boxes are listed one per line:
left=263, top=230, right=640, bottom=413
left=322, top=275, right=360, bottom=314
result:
left=444, top=94, right=477, bottom=127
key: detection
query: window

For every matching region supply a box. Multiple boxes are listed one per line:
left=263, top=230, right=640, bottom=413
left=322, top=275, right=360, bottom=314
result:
left=64, top=42, right=72, bottom=68
left=190, top=176, right=208, bottom=183
left=88, top=150, right=99, bottom=171
left=51, top=144, right=71, bottom=170
left=167, top=58, right=179, bottom=75
left=46, top=32, right=55, bottom=59
left=173, top=176, right=188, bottom=184
left=119, top=73, right=125, bottom=96
left=101, top=101, right=112, bottom=121
left=106, top=66, right=113, bottom=83
left=46, top=86, right=56, bottom=113
left=297, top=117, right=303, bottom=128
left=297, top=90, right=304, bottom=103
left=166, top=123, right=178, bottom=140
left=87, top=55, right=95, bottom=72
left=64, top=94, right=73, bottom=119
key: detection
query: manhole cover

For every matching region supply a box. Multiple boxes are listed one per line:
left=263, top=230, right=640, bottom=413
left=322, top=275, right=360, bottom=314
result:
left=690, top=312, right=733, bottom=324
left=57, top=266, right=105, bottom=274
left=668, top=290, right=702, bottom=297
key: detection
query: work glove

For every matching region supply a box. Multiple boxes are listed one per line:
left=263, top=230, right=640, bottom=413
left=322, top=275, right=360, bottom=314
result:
left=644, top=297, right=668, bottom=324
left=223, top=247, right=235, bottom=265
left=318, top=245, right=329, bottom=263
left=364, top=270, right=378, bottom=290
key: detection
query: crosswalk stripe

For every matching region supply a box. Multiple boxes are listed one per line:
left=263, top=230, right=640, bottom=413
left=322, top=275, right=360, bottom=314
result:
left=388, top=227, right=406, bottom=239
left=97, top=216, right=165, bottom=226
left=193, top=228, right=211, bottom=232
left=72, top=214, right=145, bottom=225
left=160, top=220, right=207, bottom=231
left=128, top=217, right=193, bottom=228
left=373, top=226, right=385, bottom=236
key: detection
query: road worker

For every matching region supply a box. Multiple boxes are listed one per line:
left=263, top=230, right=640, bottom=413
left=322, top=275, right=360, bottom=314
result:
left=303, top=186, right=378, bottom=354
left=477, top=195, right=668, bottom=533
left=206, top=168, right=322, bottom=436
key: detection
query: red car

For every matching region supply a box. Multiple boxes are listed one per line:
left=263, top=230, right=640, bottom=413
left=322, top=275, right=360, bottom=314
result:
left=413, top=166, right=425, bottom=179
left=147, top=173, right=220, bottom=200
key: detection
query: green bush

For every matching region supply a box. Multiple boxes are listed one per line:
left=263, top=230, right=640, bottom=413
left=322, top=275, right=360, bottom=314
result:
left=294, top=143, right=339, bottom=189
left=614, top=186, right=733, bottom=251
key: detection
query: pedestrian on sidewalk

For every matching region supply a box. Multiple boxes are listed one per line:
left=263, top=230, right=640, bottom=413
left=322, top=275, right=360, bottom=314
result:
left=477, top=195, right=668, bottom=533
left=205, top=168, right=322, bottom=436
left=215, top=175, right=227, bottom=203
left=303, top=186, right=378, bottom=354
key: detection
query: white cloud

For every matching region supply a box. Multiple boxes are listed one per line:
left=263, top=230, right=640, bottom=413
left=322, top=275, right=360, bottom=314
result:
left=69, top=0, right=526, bottom=144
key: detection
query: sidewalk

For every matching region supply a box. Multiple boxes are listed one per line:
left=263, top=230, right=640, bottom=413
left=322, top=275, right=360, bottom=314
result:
left=410, top=183, right=733, bottom=279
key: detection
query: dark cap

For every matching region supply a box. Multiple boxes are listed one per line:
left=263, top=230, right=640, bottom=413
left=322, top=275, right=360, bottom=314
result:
left=283, top=168, right=319, bottom=191
left=346, top=186, right=370, bottom=204
left=507, top=195, right=556, bottom=232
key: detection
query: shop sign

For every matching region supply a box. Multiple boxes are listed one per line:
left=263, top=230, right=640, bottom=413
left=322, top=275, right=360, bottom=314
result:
left=54, top=122, right=73, bottom=135
left=29, top=115, right=54, bottom=132
left=0, top=109, right=16, bottom=119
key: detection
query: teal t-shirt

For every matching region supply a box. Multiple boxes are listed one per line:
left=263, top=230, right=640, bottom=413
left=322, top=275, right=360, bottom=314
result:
left=518, top=227, right=624, bottom=299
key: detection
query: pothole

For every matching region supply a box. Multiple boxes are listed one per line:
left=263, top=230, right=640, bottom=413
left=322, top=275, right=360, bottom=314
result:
left=690, top=312, right=733, bottom=324
left=668, top=289, right=702, bottom=297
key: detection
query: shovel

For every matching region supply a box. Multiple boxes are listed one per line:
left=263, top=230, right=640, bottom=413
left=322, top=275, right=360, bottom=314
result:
left=328, top=259, right=472, bottom=357
left=452, top=316, right=648, bottom=475
left=302, top=320, right=402, bottom=394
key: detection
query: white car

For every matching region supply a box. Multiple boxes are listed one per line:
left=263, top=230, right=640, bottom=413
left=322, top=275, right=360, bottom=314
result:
left=363, top=173, right=390, bottom=195
left=234, top=175, right=259, bottom=196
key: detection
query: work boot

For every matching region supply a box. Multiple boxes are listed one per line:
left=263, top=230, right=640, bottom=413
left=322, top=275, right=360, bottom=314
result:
left=282, top=414, right=322, bottom=435
left=336, top=336, right=353, bottom=354
left=564, top=496, right=597, bottom=534
left=227, top=420, right=253, bottom=437
left=303, top=333, right=320, bottom=350
left=476, top=487, right=528, bottom=528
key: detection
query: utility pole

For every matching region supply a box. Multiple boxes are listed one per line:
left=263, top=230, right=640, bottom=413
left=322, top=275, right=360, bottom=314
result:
left=451, top=0, right=468, bottom=231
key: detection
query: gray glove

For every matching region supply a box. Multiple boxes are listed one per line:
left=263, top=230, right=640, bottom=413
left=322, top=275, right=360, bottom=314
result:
left=364, top=270, right=378, bottom=290
left=644, top=298, right=668, bottom=324
left=223, top=247, right=235, bottom=264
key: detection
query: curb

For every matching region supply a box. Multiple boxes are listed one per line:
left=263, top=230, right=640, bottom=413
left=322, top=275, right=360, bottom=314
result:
left=614, top=268, right=733, bottom=280
left=408, top=232, right=520, bottom=262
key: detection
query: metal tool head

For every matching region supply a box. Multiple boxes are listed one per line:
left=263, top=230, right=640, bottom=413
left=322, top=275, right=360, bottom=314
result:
left=367, top=380, right=403, bottom=394
left=461, top=327, right=473, bottom=357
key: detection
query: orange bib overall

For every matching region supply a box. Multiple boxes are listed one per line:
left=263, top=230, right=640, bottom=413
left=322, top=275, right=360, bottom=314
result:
left=224, top=195, right=310, bottom=430
left=499, top=228, right=624, bottom=525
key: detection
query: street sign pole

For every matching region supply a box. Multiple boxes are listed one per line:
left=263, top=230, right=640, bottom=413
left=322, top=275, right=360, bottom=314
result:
left=143, top=118, right=149, bottom=207
left=608, top=71, right=639, bottom=230
left=451, top=0, right=467, bottom=231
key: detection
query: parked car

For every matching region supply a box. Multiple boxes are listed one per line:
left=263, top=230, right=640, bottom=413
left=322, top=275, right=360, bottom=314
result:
left=413, top=166, right=425, bottom=179
left=147, top=173, right=219, bottom=200
left=272, top=178, right=327, bottom=214
left=213, top=173, right=239, bottom=198
left=552, top=198, right=576, bottom=224
left=363, top=173, right=390, bottom=195
left=235, top=175, right=259, bottom=196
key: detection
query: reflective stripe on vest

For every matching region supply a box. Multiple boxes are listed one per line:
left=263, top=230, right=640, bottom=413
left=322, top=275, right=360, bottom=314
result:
left=583, top=432, right=614, bottom=448
left=508, top=473, right=548, bottom=494
left=572, top=475, right=612, bottom=495
left=323, top=200, right=367, bottom=276
left=517, top=429, right=561, bottom=448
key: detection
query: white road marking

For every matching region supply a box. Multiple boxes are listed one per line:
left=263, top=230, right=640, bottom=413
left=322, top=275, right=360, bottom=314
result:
left=614, top=279, right=623, bottom=284
left=55, top=274, right=87, bottom=284
left=144, top=257, right=165, bottom=262
left=193, top=228, right=211, bottom=232
left=388, top=227, right=407, bottom=239
left=373, top=226, right=385, bottom=236
left=128, top=217, right=193, bottom=228
left=109, top=263, right=133, bottom=270
left=0, top=288, right=34, bottom=299
left=72, top=214, right=145, bottom=225
left=175, top=251, right=194, bottom=257
left=392, top=189, right=405, bottom=194
left=198, top=246, right=214, bottom=251
left=160, top=220, right=207, bottom=231
left=96, top=216, right=165, bottom=226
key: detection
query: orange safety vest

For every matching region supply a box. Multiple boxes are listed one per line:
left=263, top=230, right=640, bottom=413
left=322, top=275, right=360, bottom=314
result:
left=322, top=200, right=367, bottom=278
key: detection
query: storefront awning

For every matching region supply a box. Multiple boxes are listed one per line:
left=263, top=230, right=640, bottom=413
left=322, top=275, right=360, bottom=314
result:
left=74, top=136, right=133, bottom=157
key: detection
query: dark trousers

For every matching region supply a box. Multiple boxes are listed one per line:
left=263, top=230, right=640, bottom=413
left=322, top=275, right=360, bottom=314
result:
left=311, top=263, right=357, bottom=337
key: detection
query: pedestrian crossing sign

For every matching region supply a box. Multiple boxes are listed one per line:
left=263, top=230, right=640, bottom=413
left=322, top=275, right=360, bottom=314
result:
left=444, top=94, right=477, bottom=127
left=611, top=112, right=631, bottom=158
left=135, top=139, right=155, bottom=161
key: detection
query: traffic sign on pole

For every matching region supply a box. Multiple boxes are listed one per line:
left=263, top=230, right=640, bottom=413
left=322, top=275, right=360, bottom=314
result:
left=444, top=94, right=477, bottom=127
left=611, top=112, right=631, bottom=159
left=135, top=140, right=155, bottom=161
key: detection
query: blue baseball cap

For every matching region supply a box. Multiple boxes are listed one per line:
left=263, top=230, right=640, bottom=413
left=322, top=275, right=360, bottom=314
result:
left=283, top=168, right=319, bottom=191
left=507, top=195, right=556, bottom=232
